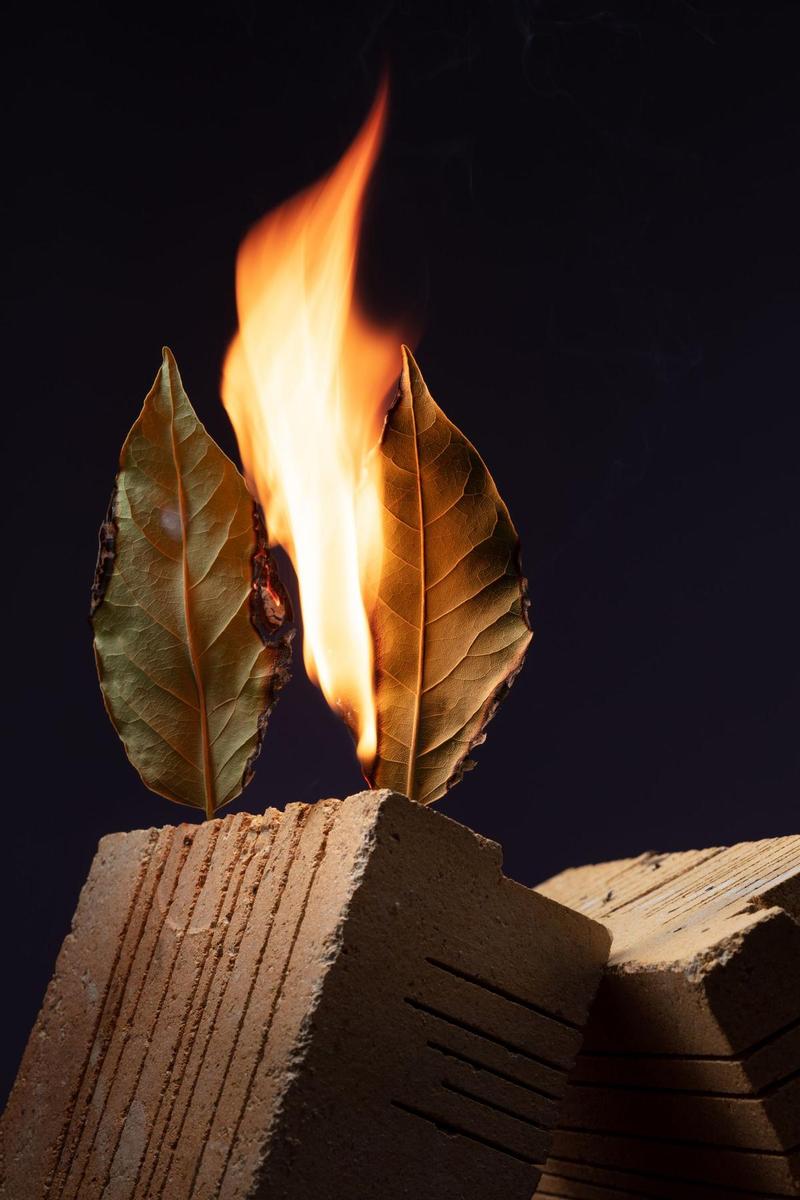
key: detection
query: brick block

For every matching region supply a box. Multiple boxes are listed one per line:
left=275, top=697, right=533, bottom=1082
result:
left=534, top=835, right=800, bottom=1199
left=1, top=790, right=609, bottom=1200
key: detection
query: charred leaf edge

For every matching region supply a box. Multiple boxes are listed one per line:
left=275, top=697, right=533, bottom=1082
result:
left=90, top=483, right=118, bottom=619
left=241, top=501, right=295, bottom=792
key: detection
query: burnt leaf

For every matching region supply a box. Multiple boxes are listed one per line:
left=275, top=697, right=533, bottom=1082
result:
left=91, top=347, right=293, bottom=817
left=366, top=346, right=532, bottom=805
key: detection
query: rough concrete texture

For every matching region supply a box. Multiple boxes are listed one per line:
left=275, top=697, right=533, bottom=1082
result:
left=0, top=790, right=609, bottom=1200
left=533, top=834, right=800, bottom=1199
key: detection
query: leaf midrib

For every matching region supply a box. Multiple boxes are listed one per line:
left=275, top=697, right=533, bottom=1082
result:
left=169, top=386, right=215, bottom=819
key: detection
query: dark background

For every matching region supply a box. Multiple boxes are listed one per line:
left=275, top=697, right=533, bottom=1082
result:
left=3, top=0, right=799, bottom=1104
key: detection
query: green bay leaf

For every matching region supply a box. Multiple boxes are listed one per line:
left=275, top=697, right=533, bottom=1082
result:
left=367, top=346, right=532, bottom=805
left=91, top=348, right=292, bottom=817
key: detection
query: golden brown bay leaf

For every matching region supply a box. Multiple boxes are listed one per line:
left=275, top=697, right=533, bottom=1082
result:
left=366, top=346, right=532, bottom=805
left=91, top=348, right=292, bottom=817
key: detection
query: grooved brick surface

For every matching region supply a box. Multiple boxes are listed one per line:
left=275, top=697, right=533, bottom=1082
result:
left=534, top=835, right=800, bottom=1199
left=0, top=791, right=609, bottom=1200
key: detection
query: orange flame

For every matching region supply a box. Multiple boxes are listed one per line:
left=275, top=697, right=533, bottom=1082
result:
left=222, top=84, right=397, bottom=765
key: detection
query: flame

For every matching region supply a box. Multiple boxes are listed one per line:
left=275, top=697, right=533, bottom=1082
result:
left=222, top=84, right=397, bottom=765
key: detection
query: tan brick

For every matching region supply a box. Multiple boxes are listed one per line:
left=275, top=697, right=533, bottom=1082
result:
left=1, top=791, right=609, bottom=1200
left=534, top=835, right=800, bottom=1199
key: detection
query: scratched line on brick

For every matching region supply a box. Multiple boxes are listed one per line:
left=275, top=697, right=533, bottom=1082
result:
left=93, top=824, right=224, bottom=1199
left=150, top=815, right=280, bottom=1200
left=214, top=810, right=337, bottom=1198
left=44, top=829, right=164, bottom=1200
left=184, top=809, right=308, bottom=1199
left=57, top=828, right=194, bottom=1200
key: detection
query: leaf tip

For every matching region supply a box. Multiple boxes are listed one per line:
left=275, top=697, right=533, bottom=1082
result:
left=396, top=345, right=430, bottom=417
left=399, top=343, right=419, bottom=383
left=156, top=347, right=190, bottom=416
left=160, top=345, right=184, bottom=390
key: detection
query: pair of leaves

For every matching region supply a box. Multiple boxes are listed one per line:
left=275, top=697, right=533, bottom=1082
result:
left=92, top=346, right=530, bottom=816
left=91, top=349, right=292, bottom=818
left=366, top=347, right=532, bottom=805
